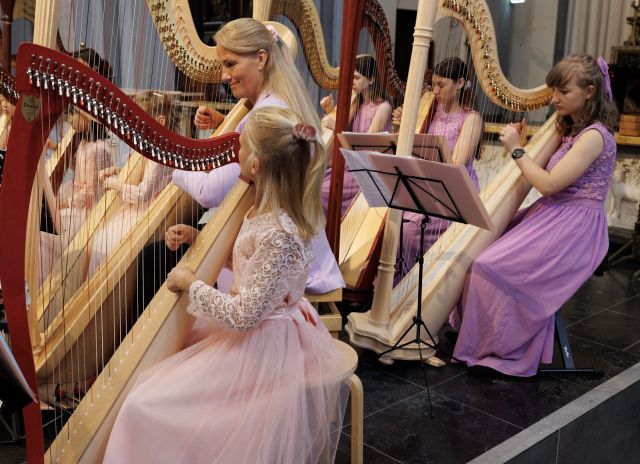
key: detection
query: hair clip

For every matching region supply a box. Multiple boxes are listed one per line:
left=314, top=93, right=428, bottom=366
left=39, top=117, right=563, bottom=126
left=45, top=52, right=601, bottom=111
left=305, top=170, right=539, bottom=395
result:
left=292, top=124, right=316, bottom=142
left=265, top=25, right=281, bottom=44
left=596, top=57, right=613, bottom=103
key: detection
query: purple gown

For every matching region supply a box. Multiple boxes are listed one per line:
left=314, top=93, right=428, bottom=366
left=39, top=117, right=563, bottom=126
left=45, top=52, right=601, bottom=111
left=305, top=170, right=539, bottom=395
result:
left=321, top=99, right=391, bottom=216
left=396, top=106, right=480, bottom=281
left=450, top=122, right=616, bottom=377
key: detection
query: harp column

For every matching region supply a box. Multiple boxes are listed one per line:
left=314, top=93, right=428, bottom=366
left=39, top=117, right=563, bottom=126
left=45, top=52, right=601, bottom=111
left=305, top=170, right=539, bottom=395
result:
left=24, top=1, right=62, bottom=351
left=368, top=0, right=438, bottom=326
left=252, top=0, right=273, bottom=20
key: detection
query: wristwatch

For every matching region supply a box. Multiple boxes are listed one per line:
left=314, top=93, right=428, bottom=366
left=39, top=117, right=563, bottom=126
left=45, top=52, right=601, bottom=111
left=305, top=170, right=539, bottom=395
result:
left=511, top=148, right=525, bottom=160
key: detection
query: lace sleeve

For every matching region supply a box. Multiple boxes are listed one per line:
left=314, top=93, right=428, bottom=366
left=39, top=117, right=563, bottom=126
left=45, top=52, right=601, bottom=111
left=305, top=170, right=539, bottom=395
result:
left=71, top=141, right=112, bottom=208
left=122, top=162, right=172, bottom=204
left=186, top=228, right=305, bottom=331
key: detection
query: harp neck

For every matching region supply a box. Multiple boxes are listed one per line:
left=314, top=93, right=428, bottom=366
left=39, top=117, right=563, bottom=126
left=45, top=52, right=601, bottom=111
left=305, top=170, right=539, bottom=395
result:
left=438, top=0, right=551, bottom=111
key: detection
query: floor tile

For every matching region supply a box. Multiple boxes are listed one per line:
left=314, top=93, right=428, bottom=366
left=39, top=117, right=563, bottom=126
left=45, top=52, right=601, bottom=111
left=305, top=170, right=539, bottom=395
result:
left=433, top=373, right=589, bottom=429
left=335, top=435, right=402, bottom=464
left=626, top=340, right=640, bottom=358
left=543, top=335, right=640, bottom=386
left=569, top=265, right=640, bottom=308
left=346, top=391, right=520, bottom=464
left=567, top=309, right=640, bottom=350
left=561, top=299, right=605, bottom=326
left=351, top=361, right=425, bottom=421
left=606, top=295, right=640, bottom=319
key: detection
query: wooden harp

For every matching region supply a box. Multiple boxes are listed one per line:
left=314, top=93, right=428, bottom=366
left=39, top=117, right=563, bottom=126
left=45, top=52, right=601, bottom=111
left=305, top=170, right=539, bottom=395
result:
left=0, top=42, right=252, bottom=463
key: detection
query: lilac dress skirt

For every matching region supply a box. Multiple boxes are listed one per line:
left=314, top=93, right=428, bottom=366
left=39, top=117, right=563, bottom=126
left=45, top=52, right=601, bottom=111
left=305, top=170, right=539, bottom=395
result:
left=450, top=194, right=609, bottom=376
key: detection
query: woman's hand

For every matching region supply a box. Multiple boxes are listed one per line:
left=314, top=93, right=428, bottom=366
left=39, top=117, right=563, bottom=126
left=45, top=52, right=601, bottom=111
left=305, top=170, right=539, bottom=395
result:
left=499, top=122, right=523, bottom=154
left=194, top=105, right=225, bottom=131
left=166, top=264, right=197, bottom=293
left=391, top=106, right=403, bottom=127
left=165, top=224, right=199, bottom=251
left=104, top=176, right=123, bottom=192
left=320, top=94, right=335, bottom=115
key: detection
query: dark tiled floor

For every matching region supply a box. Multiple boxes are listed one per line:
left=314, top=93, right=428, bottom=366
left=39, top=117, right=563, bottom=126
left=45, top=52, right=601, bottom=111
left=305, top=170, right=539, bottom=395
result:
left=2, top=257, right=639, bottom=464
left=333, top=256, right=640, bottom=464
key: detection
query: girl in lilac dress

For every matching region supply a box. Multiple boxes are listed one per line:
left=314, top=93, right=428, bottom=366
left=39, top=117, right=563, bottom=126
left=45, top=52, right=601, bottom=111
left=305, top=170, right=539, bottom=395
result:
left=451, top=55, right=619, bottom=377
left=103, top=107, right=348, bottom=464
left=320, top=54, right=392, bottom=216
left=394, top=57, right=483, bottom=281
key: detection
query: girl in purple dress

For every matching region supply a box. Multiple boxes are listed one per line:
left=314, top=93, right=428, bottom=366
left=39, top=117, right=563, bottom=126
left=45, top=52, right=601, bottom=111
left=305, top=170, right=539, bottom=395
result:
left=103, top=107, right=347, bottom=464
left=320, top=54, right=392, bottom=216
left=394, top=57, right=483, bottom=281
left=451, top=54, right=619, bottom=377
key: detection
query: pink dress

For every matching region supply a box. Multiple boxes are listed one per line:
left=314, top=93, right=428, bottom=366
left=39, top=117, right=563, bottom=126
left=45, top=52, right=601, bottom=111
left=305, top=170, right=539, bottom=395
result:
left=451, top=122, right=616, bottom=377
left=322, top=99, right=392, bottom=216
left=395, top=106, right=480, bottom=281
left=103, top=210, right=348, bottom=464
left=39, top=140, right=112, bottom=284
left=86, top=160, right=172, bottom=277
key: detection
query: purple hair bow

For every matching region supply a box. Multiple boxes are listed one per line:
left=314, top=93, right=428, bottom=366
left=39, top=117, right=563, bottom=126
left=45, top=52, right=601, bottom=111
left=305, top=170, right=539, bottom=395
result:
left=596, top=57, right=613, bottom=103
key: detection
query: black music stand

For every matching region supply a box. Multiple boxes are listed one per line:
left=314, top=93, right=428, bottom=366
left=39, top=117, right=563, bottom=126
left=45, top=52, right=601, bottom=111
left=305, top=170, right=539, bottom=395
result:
left=341, top=148, right=493, bottom=414
left=337, top=133, right=454, bottom=278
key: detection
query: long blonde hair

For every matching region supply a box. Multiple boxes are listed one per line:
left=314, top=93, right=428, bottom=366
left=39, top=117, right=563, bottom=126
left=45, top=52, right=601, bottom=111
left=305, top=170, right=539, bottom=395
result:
left=214, top=18, right=321, bottom=134
left=242, top=107, right=326, bottom=241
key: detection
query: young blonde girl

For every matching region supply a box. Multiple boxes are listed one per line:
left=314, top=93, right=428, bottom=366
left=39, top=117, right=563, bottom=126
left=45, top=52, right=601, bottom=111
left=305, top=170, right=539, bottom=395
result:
left=451, top=54, right=618, bottom=377
left=103, top=107, right=348, bottom=464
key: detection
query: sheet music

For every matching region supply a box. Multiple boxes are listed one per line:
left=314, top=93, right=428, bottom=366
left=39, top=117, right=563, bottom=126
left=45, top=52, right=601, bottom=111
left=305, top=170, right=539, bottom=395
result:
left=338, top=132, right=452, bottom=163
left=340, top=149, right=494, bottom=231
left=340, top=149, right=392, bottom=207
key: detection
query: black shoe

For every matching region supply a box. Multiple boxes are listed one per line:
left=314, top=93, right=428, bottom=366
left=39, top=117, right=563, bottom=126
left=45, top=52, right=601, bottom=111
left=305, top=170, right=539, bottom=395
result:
left=444, top=330, right=459, bottom=344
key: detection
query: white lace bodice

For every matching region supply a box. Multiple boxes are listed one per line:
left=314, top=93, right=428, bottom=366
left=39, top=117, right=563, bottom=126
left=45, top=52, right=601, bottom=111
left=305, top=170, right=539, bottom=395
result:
left=187, top=211, right=314, bottom=331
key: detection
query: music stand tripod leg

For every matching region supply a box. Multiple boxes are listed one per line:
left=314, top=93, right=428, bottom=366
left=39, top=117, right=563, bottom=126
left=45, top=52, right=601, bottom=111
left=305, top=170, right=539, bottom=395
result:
left=376, top=216, right=438, bottom=416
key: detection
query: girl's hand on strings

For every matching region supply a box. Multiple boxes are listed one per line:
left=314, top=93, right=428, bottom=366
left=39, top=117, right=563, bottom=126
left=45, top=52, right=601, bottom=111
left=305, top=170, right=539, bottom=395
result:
left=104, top=176, right=123, bottom=192
left=392, top=106, right=403, bottom=127
left=499, top=120, right=525, bottom=154
left=167, top=264, right=197, bottom=293
left=98, top=166, right=120, bottom=180
left=165, top=224, right=199, bottom=251
left=320, top=94, right=335, bottom=115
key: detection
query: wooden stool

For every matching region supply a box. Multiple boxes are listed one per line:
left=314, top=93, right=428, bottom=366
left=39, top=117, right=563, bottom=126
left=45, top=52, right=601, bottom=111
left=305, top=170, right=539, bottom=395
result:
left=307, top=288, right=343, bottom=338
left=331, top=339, right=363, bottom=464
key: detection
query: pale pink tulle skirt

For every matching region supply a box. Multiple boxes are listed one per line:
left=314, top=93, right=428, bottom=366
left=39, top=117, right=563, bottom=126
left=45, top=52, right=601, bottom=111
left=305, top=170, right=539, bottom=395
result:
left=103, top=302, right=349, bottom=464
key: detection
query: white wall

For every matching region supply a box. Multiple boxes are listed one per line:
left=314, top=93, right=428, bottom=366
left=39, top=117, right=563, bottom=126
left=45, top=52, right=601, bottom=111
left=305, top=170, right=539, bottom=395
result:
left=507, top=1, right=558, bottom=89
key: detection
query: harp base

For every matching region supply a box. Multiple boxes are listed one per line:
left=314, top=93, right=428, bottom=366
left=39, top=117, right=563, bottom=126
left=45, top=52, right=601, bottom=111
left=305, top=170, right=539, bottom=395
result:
left=346, top=312, right=437, bottom=363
